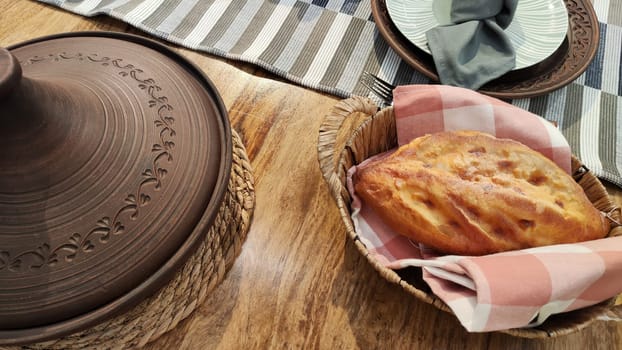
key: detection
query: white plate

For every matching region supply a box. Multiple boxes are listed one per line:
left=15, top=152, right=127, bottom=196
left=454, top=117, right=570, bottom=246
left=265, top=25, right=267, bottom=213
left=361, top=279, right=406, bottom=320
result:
left=385, top=0, right=569, bottom=70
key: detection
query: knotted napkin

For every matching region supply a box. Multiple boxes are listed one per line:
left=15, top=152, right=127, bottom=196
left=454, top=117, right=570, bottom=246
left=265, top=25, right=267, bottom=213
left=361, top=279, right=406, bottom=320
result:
left=347, top=85, right=622, bottom=332
left=425, top=0, right=518, bottom=89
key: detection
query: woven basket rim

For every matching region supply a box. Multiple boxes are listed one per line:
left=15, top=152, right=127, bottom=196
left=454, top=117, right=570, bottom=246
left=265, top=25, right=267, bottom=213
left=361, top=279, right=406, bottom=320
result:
left=320, top=96, right=622, bottom=338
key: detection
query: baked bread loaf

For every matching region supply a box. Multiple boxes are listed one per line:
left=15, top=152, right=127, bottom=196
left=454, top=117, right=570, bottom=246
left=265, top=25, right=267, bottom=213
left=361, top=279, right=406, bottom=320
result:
left=354, top=130, right=609, bottom=255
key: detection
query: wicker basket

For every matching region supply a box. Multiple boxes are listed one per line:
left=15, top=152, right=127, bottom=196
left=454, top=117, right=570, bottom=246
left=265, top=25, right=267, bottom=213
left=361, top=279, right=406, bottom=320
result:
left=318, top=96, right=622, bottom=338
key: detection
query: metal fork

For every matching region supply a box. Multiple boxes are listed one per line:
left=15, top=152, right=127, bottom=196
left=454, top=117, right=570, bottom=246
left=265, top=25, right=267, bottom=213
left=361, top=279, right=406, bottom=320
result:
left=360, top=71, right=395, bottom=106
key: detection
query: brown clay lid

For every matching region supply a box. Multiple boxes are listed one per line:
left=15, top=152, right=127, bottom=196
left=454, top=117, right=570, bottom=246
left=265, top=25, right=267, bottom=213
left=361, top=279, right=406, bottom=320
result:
left=0, top=32, right=231, bottom=344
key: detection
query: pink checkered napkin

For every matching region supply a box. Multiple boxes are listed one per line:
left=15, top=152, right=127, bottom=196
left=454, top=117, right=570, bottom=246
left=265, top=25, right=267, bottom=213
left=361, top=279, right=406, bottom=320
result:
left=346, top=85, right=622, bottom=332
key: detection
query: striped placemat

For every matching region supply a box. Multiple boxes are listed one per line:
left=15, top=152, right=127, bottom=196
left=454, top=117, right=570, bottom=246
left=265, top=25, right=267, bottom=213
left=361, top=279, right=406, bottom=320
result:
left=35, top=0, right=622, bottom=187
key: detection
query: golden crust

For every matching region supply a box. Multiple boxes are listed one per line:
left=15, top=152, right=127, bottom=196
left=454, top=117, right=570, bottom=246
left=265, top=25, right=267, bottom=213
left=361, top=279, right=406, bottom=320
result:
left=354, top=131, right=609, bottom=255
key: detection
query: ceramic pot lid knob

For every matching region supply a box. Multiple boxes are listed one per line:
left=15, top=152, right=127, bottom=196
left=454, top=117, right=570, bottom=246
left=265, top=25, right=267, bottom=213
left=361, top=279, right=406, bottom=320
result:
left=0, top=47, right=22, bottom=99
left=0, top=46, right=106, bottom=185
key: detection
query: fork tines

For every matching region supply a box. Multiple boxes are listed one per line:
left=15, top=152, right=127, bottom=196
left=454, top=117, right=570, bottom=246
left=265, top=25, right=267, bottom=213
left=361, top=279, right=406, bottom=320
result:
left=361, top=71, right=394, bottom=104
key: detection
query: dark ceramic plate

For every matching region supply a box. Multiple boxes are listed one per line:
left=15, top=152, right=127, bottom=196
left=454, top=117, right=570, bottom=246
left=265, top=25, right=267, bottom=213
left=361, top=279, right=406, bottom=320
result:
left=0, top=32, right=231, bottom=345
left=371, top=0, right=600, bottom=99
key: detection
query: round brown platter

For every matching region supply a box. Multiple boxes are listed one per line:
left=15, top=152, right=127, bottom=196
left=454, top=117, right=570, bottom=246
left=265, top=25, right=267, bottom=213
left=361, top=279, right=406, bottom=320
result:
left=371, top=0, right=600, bottom=99
left=0, top=32, right=232, bottom=344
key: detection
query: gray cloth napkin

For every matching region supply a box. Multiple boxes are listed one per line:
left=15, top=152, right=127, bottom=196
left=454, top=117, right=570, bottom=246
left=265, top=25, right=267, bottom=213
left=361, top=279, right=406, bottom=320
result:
left=425, top=0, right=518, bottom=90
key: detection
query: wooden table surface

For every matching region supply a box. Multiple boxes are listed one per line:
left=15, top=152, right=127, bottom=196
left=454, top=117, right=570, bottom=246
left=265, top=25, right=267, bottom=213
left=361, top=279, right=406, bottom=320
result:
left=2, top=1, right=622, bottom=349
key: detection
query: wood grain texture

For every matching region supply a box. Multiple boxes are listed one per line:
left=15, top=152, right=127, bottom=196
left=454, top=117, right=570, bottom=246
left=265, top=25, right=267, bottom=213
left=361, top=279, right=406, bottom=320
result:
left=1, top=1, right=622, bottom=349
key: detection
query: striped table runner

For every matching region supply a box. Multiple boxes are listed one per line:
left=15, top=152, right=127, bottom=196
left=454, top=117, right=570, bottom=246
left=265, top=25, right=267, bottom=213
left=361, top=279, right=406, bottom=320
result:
left=34, top=0, right=622, bottom=187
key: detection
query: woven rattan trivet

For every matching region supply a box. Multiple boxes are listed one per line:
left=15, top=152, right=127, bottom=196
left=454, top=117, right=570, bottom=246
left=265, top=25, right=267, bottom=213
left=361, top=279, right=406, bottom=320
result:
left=3, top=130, right=254, bottom=350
